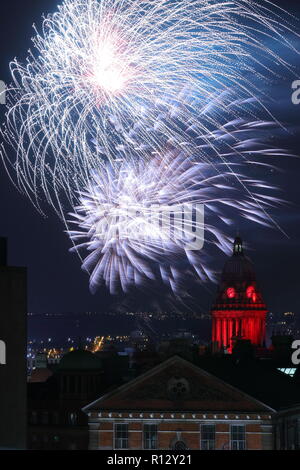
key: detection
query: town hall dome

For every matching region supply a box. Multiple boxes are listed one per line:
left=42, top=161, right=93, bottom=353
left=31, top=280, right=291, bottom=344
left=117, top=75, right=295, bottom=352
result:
left=212, top=235, right=267, bottom=353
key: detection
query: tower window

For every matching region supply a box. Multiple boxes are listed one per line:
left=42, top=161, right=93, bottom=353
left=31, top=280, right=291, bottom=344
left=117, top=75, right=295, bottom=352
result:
left=246, top=285, right=255, bottom=298
left=233, top=236, right=243, bottom=254
left=226, top=287, right=236, bottom=299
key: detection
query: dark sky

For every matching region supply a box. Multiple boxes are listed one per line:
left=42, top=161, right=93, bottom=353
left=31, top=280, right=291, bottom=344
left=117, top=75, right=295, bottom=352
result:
left=0, top=0, right=300, bottom=318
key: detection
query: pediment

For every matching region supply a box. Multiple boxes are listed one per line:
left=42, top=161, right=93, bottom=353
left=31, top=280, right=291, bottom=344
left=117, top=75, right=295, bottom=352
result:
left=83, top=356, right=274, bottom=413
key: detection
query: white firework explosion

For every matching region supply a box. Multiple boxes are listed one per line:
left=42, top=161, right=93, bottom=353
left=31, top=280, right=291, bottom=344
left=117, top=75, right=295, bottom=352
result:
left=67, top=148, right=286, bottom=295
left=0, top=0, right=297, bottom=214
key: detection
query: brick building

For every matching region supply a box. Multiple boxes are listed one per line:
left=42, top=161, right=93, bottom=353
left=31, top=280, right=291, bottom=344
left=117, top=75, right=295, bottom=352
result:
left=83, top=356, right=274, bottom=450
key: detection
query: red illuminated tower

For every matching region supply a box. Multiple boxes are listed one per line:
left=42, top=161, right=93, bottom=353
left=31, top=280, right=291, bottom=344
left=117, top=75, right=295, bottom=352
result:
left=211, top=236, right=267, bottom=353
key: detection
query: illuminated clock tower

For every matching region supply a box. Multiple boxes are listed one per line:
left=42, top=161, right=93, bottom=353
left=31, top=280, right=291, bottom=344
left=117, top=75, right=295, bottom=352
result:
left=211, top=236, right=267, bottom=353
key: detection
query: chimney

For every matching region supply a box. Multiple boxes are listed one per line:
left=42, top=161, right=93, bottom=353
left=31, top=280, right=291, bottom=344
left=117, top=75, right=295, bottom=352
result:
left=0, top=237, right=7, bottom=266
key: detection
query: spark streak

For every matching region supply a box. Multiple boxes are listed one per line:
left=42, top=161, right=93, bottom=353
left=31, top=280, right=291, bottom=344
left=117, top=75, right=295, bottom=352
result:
left=1, top=0, right=297, bottom=213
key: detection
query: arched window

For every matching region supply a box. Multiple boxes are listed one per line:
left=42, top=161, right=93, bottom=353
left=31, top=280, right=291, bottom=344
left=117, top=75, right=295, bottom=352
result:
left=173, top=440, right=188, bottom=450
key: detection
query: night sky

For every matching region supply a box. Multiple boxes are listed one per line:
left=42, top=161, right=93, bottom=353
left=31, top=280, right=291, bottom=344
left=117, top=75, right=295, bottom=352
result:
left=0, top=0, right=300, bottom=320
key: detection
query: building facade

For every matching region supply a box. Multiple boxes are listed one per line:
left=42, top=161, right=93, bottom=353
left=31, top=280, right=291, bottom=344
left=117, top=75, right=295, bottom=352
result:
left=275, top=406, right=300, bottom=450
left=27, top=349, right=103, bottom=450
left=0, top=237, right=27, bottom=449
left=83, top=356, right=274, bottom=450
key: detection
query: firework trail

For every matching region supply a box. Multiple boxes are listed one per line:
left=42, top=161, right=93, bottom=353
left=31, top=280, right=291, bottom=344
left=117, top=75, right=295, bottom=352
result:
left=0, top=0, right=298, bottom=213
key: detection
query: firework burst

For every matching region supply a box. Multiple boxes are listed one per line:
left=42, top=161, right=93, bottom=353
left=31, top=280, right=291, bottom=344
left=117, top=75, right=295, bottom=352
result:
left=67, top=146, right=286, bottom=295
left=1, top=0, right=297, bottom=213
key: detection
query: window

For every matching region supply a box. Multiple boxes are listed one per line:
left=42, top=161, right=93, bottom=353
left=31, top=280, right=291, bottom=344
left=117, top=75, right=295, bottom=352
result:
left=30, top=411, right=38, bottom=424
left=115, top=423, right=129, bottom=449
left=144, top=424, right=157, bottom=449
left=279, top=421, right=286, bottom=449
left=287, top=420, right=299, bottom=450
left=69, top=412, right=77, bottom=426
left=231, top=425, right=246, bottom=450
left=53, top=411, right=59, bottom=425
left=69, top=375, right=76, bottom=393
left=295, top=419, right=300, bottom=450
left=278, top=368, right=297, bottom=378
left=41, top=411, right=49, bottom=425
left=201, top=424, right=215, bottom=450
left=53, top=435, right=60, bottom=450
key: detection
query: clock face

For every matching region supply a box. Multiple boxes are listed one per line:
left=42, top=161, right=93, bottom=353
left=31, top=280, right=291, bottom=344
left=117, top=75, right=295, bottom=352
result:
left=226, top=287, right=235, bottom=299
